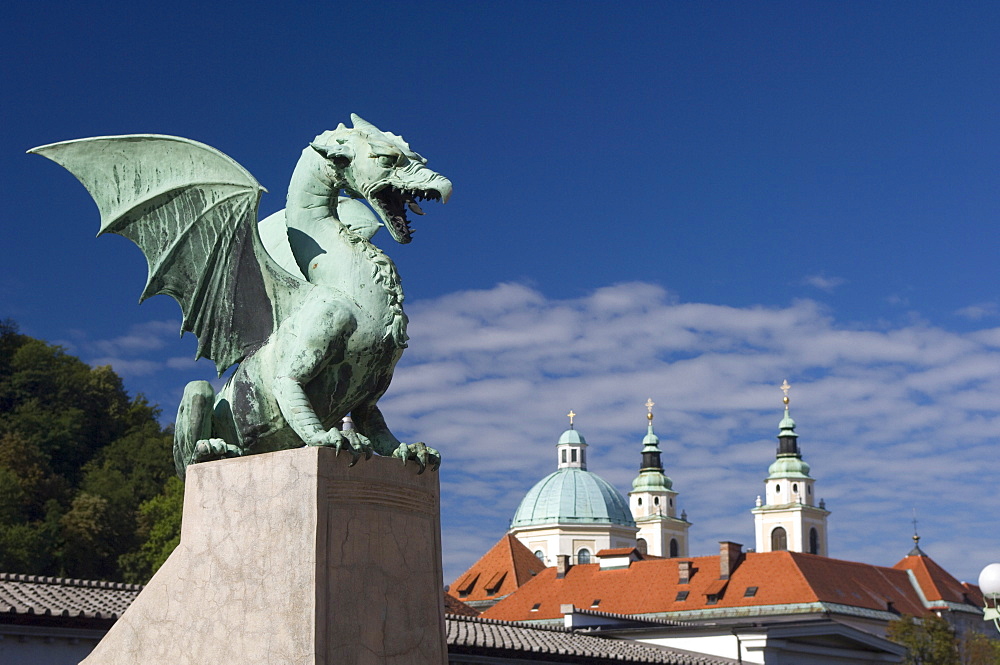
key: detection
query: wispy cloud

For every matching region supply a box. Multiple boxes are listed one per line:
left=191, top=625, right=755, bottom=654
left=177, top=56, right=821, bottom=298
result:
left=802, top=274, right=846, bottom=293
left=956, top=302, right=999, bottom=321
left=376, top=282, right=1000, bottom=583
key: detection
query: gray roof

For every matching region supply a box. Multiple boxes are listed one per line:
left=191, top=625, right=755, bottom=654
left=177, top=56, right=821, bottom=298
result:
left=446, top=613, right=738, bottom=664
left=0, top=573, right=141, bottom=620
left=0, top=574, right=734, bottom=663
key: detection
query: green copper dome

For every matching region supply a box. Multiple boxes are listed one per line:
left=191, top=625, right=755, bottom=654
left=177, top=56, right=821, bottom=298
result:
left=767, top=455, right=812, bottom=479
left=512, top=467, right=635, bottom=528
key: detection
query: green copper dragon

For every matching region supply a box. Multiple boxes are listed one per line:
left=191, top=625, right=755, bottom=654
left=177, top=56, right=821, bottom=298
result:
left=30, top=115, right=452, bottom=479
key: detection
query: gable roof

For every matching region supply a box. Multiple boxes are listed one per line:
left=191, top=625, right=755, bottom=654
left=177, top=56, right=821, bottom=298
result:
left=893, top=552, right=984, bottom=608
left=482, top=550, right=956, bottom=623
left=444, top=592, right=481, bottom=617
left=448, top=534, right=547, bottom=604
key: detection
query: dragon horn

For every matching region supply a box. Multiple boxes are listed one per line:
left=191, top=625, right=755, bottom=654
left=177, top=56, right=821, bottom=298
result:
left=350, top=113, right=382, bottom=134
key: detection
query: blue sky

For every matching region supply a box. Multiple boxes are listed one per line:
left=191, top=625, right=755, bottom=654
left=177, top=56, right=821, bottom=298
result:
left=4, top=2, right=1000, bottom=584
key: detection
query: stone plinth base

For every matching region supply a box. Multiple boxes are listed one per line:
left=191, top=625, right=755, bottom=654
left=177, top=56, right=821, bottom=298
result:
left=82, top=447, right=446, bottom=664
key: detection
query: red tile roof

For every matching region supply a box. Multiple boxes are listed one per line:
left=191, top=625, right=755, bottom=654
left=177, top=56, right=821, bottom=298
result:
left=482, top=550, right=948, bottom=622
left=448, top=534, right=547, bottom=603
left=444, top=592, right=481, bottom=617
left=597, top=547, right=640, bottom=557
left=893, top=553, right=984, bottom=607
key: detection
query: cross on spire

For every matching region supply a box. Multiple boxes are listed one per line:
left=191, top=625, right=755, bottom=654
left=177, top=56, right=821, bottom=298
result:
left=780, top=379, right=791, bottom=406
left=567, top=410, right=576, bottom=428
left=645, top=398, right=655, bottom=422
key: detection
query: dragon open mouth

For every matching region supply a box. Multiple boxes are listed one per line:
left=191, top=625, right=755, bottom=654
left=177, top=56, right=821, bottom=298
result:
left=370, top=185, right=443, bottom=244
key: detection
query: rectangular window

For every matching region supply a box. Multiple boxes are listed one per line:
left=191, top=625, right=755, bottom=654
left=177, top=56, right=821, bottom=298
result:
left=530, top=603, right=541, bottom=612
left=675, top=591, right=689, bottom=601
left=706, top=595, right=719, bottom=605
left=744, top=587, right=758, bottom=597
left=591, top=599, right=601, bottom=608
left=561, top=450, right=567, bottom=463
left=571, top=449, right=577, bottom=462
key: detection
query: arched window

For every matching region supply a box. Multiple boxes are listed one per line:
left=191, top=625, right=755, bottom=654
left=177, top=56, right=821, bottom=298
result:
left=771, top=526, right=787, bottom=551
left=637, top=497, right=643, bottom=506
left=654, top=497, right=660, bottom=506
left=669, top=538, right=679, bottom=558
left=577, top=548, right=591, bottom=564
left=534, top=550, right=545, bottom=561
left=809, top=527, right=820, bottom=555
left=636, top=538, right=648, bottom=555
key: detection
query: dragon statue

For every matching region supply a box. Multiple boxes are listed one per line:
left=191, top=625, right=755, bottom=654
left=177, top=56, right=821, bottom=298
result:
left=30, top=115, right=452, bottom=480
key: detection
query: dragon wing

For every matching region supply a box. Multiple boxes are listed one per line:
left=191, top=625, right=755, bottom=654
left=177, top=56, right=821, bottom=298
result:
left=30, top=134, right=305, bottom=375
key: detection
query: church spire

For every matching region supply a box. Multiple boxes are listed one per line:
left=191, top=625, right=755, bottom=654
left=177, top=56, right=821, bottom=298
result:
left=629, top=399, right=689, bottom=558
left=556, top=410, right=588, bottom=469
left=752, top=380, right=830, bottom=556
left=639, top=398, right=665, bottom=473
left=908, top=511, right=926, bottom=556
left=777, top=379, right=800, bottom=457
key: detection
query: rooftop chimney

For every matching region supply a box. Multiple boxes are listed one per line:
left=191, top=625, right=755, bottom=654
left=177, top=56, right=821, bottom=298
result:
left=678, top=560, right=692, bottom=584
left=556, top=554, right=571, bottom=578
left=719, top=541, right=743, bottom=580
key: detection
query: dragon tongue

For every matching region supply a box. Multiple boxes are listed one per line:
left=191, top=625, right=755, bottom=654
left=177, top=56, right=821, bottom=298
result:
left=406, top=199, right=426, bottom=216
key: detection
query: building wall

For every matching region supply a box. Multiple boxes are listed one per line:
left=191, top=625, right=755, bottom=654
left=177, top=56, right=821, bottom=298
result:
left=0, top=625, right=107, bottom=665
left=514, top=523, right=638, bottom=565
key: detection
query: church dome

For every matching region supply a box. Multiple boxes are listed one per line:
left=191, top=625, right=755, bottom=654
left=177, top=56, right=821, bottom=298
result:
left=767, top=455, right=811, bottom=478
left=511, top=467, right=635, bottom=528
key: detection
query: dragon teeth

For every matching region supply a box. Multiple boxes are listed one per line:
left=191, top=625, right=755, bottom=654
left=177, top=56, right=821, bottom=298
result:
left=407, top=200, right=426, bottom=215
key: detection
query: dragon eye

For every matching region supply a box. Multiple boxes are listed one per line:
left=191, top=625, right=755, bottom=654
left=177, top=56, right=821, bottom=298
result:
left=376, top=154, right=398, bottom=168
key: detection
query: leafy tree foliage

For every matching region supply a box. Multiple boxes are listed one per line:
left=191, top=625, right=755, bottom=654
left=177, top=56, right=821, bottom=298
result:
left=889, top=614, right=1000, bottom=665
left=0, top=319, right=178, bottom=582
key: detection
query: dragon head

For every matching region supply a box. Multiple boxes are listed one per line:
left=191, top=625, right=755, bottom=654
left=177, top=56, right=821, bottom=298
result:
left=310, top=114, right=453, bottom=244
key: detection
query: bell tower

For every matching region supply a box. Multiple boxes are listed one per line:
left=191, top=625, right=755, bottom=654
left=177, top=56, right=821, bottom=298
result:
left=752, top=381, right=829, bottom=555
left=628, top=399, right=690, bottom=558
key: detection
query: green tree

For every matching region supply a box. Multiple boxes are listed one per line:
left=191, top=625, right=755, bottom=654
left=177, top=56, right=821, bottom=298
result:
left=0, top=320, right=177, bottom=581
left=960, top=631, right=1000, bottom=665
left=119, top=475, right=184, bottom=583
left=889, top=614, right=961, bottom=665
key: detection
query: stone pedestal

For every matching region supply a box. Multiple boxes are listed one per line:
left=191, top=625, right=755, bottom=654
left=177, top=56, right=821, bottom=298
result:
left=82, top=447, right=447, bottom=665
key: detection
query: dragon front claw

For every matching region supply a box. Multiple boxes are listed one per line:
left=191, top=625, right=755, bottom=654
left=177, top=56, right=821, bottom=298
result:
left=307, top=429, right=373, bottom=466
left=392, top=442, right=441, bottom=474
left=191, top=438, right=243, bottom=465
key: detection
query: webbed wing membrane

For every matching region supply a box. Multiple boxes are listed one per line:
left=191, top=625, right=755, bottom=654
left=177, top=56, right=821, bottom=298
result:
left=30, top=135, right=304, bottom=375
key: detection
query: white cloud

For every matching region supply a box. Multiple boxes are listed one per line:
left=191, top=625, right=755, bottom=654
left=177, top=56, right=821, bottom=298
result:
left=803, top=274, right=846, bottom=293
left=376, top=282, right=1000, bottom=584
left=956, top=302, right=999, bottom=321
left=86, top=320, right=181, bottom=357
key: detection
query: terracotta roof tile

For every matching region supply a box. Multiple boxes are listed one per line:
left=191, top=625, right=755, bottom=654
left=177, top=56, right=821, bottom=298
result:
left=893, top=553, right=984, bottom=606
left=482, top=550, right=952, bottom=622
left=448, top=534, right=547, bottom=603
left=598, top=547, right=641, bottom=557
left=444, top=592, right=481, bottom=617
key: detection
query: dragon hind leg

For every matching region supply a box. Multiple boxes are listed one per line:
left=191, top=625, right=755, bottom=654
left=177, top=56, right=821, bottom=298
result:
left=174, top=380, right=241, bottom=480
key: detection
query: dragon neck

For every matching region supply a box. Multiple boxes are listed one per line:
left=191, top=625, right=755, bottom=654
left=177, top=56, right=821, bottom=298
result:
left=286, top=148, right=341, bottom=226
left=284, top=148, right=409, bottom=348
